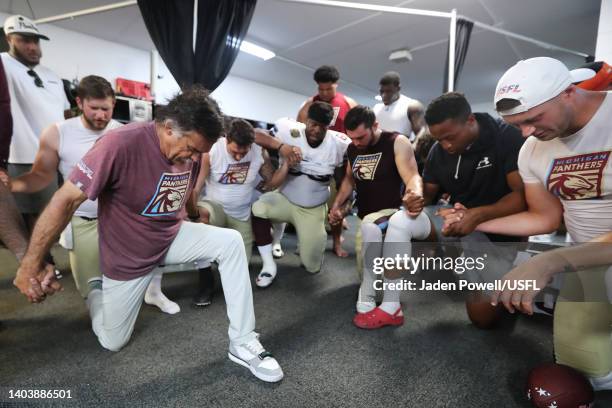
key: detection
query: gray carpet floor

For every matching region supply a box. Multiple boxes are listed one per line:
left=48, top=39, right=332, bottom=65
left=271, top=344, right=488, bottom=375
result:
left=1, top=216, right=612, bottom=407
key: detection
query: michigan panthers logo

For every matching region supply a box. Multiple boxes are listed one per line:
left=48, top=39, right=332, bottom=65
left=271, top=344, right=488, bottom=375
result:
left=142, top=171, right=191, bottom=216
left=218, top=162, right=250, bottom=184
left=352, top=153, right=382, bottom=181
left=547, top=151, right=610, bottom=200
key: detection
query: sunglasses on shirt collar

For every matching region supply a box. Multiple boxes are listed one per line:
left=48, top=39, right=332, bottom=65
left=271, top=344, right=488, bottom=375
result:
left=27, top=70, right=44, bottom=88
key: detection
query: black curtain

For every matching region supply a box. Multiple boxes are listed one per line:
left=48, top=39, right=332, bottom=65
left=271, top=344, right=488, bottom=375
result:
left=138, top=0, right=257, bottom=91
left=443, top=18, right=474, bottom=92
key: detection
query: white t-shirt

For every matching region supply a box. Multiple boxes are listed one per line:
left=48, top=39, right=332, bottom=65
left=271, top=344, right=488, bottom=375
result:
left=274, top=118, right=350, bottom=207
left=373, top=94, right=415, bottom=140
left=517, top=92, right=612, bottom=242
left=57, top=117, right=122, bottom=218
left=1, top=52, right=70, bottom=164
left=205, top=137, right=264, bottom=221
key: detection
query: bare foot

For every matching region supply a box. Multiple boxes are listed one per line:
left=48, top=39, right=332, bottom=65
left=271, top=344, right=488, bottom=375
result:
left=333, top=240, right=349, bottom=258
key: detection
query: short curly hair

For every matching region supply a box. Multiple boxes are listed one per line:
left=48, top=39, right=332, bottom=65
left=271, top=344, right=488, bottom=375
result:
left=155, top=85, right=224, bottom=142
left=314, top=65, right=340, bottom=84
left=425, top=92, right=472, bottom=126
left=226, top=119, right=255, bottom=147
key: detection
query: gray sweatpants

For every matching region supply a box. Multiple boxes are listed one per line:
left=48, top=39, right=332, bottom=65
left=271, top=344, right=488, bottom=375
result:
left=87, top=221, right=257, bottom=351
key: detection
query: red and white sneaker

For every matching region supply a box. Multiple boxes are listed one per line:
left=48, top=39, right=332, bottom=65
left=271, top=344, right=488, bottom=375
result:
left=353, top=306, right=404, bottom=329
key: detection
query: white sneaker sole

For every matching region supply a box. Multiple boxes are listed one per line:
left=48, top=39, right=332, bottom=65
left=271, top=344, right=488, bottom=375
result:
left=228, top=352, right=284, bottom=382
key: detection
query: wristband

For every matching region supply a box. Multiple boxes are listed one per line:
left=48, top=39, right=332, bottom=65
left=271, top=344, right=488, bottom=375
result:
left=277, top=143, right=285, bottom=152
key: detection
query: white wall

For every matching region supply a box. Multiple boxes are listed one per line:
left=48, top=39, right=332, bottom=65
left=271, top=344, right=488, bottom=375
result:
left=1, top=12, right=151, bottom=87
left=470, top=101, right=498, bottom=117
left=211, top=76, right=308, bottom=123
left=595, top=0, right=612, bottom=60
left=0, top=12, right=308, bottom=123
left=153, top=58, right=309, bottom=123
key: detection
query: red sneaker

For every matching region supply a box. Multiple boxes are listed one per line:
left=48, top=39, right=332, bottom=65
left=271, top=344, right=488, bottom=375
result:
left=353, top=307, right=404, bottom=329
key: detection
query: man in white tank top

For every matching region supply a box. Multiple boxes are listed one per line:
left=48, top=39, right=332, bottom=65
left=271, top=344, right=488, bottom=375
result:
left=251, top=102, right=351, bottom=286
left=10, top=75, right=178, bottom=314
left=191, top=119, right=289, bottom=303
left=372, top=71, right=426, bottom=144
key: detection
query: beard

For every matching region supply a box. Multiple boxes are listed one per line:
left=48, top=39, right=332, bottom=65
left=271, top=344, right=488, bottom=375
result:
left=12, top=46, right=41, bottom=67
left=83, top=115, right=110, bottom=131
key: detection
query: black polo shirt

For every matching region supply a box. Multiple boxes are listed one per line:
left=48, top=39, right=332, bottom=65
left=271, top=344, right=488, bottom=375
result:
left=423, top=113, right=524, bottom=208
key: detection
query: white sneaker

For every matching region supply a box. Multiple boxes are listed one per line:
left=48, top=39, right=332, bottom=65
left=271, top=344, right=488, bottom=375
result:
left=272, top=243, right=284, bottom=258
left=256, top=268, right=277, bottom=288
left=228, top=336, right=284, bottom=382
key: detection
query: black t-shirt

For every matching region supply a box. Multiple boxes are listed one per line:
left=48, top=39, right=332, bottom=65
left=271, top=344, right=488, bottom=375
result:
left=423, top=113, right=524, bottom=208
left=347, top=131, right=403, bottom=219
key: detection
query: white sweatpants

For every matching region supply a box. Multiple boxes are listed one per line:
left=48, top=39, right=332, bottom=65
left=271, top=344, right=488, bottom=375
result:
left=89, top=221, right=257, bottom=351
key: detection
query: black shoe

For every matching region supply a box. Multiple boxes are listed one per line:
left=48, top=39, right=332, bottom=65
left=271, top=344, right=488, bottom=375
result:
left=193, top=267, right=214, bottom=308
left=192, top=287, right=214, bottom=307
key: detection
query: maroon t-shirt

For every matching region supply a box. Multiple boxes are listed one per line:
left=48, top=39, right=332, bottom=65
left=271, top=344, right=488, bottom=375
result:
left=0, top=57, right=12, bottom=169
left=69, top=121, right=199, bottom=280
left=313, top=92, right=351, bottom=134
left=347, top=131, right=403, bottom=219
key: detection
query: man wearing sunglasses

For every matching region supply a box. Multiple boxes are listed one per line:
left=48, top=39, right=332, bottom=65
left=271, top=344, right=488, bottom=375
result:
left=1, top=15, right=70, bottom=231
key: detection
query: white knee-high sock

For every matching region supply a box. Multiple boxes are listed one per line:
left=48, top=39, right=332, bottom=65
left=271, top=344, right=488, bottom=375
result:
left=358, top=222, right=383, bottom=313
left=590, top=370, right=612, bottom=391
left=377, top=211, right=431, bottom=315
left=257, top=244, right=277, bottom=277
left=380, top=277, right=402, bottom=315
left=144, top=272, right=180, bottom=315
left=272, top=223, right=286, bottom=246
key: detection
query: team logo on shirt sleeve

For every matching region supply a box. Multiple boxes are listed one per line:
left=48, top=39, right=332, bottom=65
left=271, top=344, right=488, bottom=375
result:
left=352, top=153, right=382, bottom=181
left=547, top=151, right=610, bottom=200
left=219, top=162, right=250, bottom=184
left=142, top=171, right=191, bottom=216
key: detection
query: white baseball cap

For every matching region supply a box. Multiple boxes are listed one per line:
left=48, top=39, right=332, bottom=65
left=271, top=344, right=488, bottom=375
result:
left=570, top=67, right=597, bottom=84
left=494, top=57, right=585, bottom=116
left=3, top=15, right=49, bottom=40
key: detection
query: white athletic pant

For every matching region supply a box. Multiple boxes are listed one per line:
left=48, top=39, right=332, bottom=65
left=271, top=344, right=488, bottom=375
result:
left=89, top=221, right=257, bottom=351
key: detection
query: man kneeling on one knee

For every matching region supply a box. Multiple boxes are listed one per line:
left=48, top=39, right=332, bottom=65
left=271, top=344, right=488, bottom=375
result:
left=251, top=101, right=350, bottom=284
left=15, top=86, right=284, bottom=383
left=191, top=118, right=291, bottom=294
left=351, top=92, right=526, bottom=329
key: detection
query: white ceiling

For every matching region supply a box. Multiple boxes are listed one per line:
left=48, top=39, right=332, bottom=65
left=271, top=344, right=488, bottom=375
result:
left=0, top=0, right=602, bottom=107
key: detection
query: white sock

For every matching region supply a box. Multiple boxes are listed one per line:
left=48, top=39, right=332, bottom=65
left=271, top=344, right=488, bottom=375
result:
left=257, top=244, right=277, bottom=277
left=590, top=370, right=612, bottom=391
left=271, top=223, right=285, bottom=257
left=358, top=222, right=383, bottom=314
left=379, top=278, right=402, bottom=315
left=356, top=288, right=376, bottom=314
left=272, top=223, right=285, bottom=245
left=144, top=272, right=180, bottom=315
